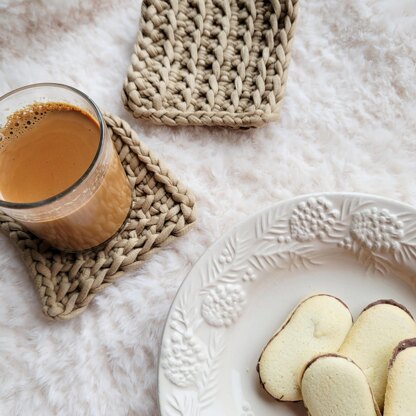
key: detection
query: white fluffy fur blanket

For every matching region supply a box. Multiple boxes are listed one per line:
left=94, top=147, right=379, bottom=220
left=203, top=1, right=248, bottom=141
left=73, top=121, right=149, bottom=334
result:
left=0, top=0, right=415, bottom=415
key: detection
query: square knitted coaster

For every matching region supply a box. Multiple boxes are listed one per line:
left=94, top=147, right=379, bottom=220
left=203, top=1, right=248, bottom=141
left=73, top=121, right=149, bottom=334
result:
left=123, top=0, right=299, bottom=128
left=0, top=114, right=196, bottom=320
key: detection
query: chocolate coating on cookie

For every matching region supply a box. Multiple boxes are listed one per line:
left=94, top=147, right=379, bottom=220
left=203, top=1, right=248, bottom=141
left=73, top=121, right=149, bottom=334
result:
left=362, top=299, right=413, bottom=319
left=389, top=338, right=416, bottom=369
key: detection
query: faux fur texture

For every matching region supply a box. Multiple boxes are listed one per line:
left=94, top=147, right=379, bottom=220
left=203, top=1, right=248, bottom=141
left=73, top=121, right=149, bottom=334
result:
left=0, top=0, right=416, bottom=415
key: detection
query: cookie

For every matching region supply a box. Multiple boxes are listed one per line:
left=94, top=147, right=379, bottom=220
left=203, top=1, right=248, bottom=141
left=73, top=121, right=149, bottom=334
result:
left=339, top=299, right=416, bottom=410
left=384, top=338, right=416, bottom=416
left=300, top=354, right=381, bottom=416
left=257, top=294, right=353, bottom=401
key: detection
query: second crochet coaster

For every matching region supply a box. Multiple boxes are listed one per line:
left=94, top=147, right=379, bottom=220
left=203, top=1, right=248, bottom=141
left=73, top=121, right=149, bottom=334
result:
left=0, top=114, right=196, bottom=320
left=123, top=0, right=299, bottom=128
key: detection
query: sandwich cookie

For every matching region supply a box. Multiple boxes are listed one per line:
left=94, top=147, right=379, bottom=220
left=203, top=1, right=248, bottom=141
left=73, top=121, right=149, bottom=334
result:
left=300, top=354, right=381, bottom=416
left=339, top=299, right=416, bottom=410
left=257, top=294, right=352, bottom=401
left=384, top=338, right=416, bottom=416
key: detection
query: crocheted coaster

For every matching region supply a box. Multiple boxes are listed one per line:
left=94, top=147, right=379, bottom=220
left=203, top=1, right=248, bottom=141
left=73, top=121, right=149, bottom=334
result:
left=123, top=0, right=299, bottom=128
left=0, top=114, right=196, bottom=320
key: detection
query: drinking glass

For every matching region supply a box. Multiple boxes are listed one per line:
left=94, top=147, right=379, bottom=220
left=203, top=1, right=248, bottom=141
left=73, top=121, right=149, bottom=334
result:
left=0, top=83, right=132, bottom=251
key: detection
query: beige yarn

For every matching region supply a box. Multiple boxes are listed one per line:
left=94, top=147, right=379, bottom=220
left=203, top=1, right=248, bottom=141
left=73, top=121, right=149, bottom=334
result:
left=0, top=114, right=196, bottom=320
left=123, top=0, right=299, bottom=128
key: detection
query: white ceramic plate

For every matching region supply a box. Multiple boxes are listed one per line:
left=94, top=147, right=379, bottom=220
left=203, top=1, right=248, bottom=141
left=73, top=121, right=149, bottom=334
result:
left=158, top=193, right=416, bottom=416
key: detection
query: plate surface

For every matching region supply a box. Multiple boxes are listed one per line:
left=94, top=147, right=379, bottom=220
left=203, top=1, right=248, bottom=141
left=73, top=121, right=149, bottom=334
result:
left=158, top=193, right=416, bottom=416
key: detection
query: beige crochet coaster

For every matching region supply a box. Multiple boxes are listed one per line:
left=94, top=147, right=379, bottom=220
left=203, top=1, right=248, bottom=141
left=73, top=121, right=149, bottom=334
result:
left=0, top=114, right=196, bottom=320
left=123, top=0, right=299, bottom=128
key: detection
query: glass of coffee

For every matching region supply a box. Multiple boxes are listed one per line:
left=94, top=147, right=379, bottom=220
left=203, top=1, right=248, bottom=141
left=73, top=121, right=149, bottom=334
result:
left=0, top=83, right=132, bottom=251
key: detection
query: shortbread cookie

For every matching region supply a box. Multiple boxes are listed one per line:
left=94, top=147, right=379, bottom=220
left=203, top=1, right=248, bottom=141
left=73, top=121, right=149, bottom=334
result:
left=339, top=300, right=416, bottom=410
left=257, top=294, right=353, bottom=401
left=384, top=338, right=416, bottom=416
left=300, top=354, right=381, bottom=416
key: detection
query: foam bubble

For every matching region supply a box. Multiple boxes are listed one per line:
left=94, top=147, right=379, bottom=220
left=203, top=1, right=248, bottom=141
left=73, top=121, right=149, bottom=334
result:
left=0, top=102, right=97, bottom=152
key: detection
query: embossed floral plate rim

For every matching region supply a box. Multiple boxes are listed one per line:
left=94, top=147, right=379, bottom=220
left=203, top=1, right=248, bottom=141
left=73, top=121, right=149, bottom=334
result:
left=158, top=193, right=416, bottom=416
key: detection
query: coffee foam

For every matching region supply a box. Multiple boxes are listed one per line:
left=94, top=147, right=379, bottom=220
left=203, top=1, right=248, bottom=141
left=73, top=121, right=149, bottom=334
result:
left=0, top=102, right=94, bottom=151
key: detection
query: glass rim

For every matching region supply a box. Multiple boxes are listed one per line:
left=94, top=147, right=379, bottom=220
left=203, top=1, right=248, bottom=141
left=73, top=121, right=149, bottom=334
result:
left=0, top=82, right=105, bottom=210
